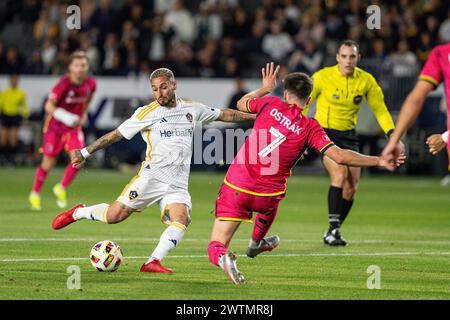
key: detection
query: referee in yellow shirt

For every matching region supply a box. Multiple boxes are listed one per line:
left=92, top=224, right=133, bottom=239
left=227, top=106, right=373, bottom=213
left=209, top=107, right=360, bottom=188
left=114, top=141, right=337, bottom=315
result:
left=303, top=40, right=395, bottom=246
left=0, top=74, right=29, bottom=164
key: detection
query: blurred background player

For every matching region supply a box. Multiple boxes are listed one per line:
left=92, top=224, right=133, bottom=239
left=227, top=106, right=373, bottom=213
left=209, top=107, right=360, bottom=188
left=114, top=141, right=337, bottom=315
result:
left=384, top=42, right=450, bottom=186
left=51, top=68, right=256, bottom=274
left=208, top=63, right=404, bottom=285
left=302, top=40, right=397, bottom=246
left=0, top=74, right=29, bottom=165
left=28, top=51, right=96, bottom=211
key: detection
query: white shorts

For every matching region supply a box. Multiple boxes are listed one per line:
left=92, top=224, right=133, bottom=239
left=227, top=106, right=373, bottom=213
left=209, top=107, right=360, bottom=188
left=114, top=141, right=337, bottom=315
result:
left=116, top=174, right=192, bottom=226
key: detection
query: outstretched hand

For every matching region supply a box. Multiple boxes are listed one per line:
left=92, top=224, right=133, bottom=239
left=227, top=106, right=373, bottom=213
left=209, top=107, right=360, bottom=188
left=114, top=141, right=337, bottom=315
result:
left=382, top=139, right=405, bottom=163
left=71, top=150, right=86, bottom=169
left=378, top=153, right=406, bottom=171
left=261, top=62, right=280, bottom=94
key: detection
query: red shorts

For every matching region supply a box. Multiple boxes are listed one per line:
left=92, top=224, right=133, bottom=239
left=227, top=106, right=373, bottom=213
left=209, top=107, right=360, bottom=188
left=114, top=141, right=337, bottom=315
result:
left=215, top=183, right=285, bottom=223
left=40, top=127, right=85, bottom=157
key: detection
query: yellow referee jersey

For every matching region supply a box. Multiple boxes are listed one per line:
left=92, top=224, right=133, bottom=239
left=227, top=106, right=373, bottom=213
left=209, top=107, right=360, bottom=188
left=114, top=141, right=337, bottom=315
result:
left=0, top=87, right=29, bottom=118
left=303, top=65, right=394, bottom=133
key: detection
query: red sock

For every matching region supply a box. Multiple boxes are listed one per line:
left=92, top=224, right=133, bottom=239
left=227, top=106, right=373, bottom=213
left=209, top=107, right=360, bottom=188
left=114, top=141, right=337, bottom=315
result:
left=208, top=241, right=227, bottom=267
left=32, top=166, right=48, bottom=193
left=61, top=163, right=79, bottom=188
left=251, top=212, right=277, bottom=243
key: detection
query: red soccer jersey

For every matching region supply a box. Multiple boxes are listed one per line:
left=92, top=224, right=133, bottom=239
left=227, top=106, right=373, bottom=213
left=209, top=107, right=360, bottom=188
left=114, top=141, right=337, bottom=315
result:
left=419, top=43, right=450, bottom=149
left=224, top=96, right=334, bottom=195
left=44, top=75, right=96, bottom=132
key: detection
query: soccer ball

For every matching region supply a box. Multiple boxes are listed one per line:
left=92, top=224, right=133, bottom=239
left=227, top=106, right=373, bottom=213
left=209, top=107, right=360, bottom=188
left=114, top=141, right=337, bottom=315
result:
left=90, top=240, right=123, bottom=272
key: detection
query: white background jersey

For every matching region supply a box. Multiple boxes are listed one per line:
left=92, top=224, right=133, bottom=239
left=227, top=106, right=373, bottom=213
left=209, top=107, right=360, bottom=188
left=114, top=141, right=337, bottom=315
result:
left=118, top=99, right=221, bottom=188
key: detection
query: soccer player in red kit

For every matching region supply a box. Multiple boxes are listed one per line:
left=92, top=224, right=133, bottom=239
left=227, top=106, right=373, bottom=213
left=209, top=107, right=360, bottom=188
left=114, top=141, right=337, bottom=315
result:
left=207, top=63, right=405, bottom=285
left=29, top=51, right=96, bottom=210
left=383, top=42, right=450, bottom=185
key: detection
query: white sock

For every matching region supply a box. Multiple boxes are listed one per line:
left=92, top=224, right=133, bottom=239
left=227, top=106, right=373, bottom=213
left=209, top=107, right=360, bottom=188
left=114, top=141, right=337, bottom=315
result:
left=148, top=223, right=186, bottom=262
left=73, top=203, right=109, bottom=222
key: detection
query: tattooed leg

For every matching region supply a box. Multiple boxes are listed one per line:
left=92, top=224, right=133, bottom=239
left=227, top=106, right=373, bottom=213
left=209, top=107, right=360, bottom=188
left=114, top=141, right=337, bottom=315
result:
left=105, top=201, right=136, bottom=224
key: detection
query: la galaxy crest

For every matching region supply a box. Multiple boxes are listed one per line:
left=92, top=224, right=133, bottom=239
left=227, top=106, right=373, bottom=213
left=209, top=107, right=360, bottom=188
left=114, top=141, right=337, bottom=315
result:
left=186, top=112, right=193, bottom=122
left=129, top=190, right=138, bottom=200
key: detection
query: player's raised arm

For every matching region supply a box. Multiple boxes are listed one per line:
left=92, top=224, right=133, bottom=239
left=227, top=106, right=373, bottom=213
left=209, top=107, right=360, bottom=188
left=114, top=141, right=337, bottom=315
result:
left=324, top=145, right=405, bottom=172
left=236, top=62, right=280, bottom=112
left=71, top=129, right=123, bottom=169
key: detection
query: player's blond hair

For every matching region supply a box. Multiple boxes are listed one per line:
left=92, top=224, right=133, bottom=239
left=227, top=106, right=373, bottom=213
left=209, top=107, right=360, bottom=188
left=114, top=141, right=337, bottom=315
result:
left=150, top=68, right=175, bottom=82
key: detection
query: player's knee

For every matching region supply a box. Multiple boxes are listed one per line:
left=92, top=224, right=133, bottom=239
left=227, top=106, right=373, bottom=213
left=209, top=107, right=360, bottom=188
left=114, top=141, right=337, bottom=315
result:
left=185, top=214, right=191, bottom=226
left=343, top=186, right=357, bottom=199
left=41, top=157, right=56, bottom=171
left=330, top=168, right=347, bottom=185
left=331, top=175, right=346, bottom=186
left=173, top=214, right=190, bottom=227
left=168, top=205, right=191, bottom=227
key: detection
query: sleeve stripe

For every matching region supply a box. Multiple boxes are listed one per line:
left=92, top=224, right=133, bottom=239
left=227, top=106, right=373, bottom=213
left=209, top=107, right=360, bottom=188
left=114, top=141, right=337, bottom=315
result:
left=245, top=99, right=251, bottom=113
left=136, top=101, right=158, bottom=119
left=320, top=142, right=335, bottom=153
left=137, top=104, right=158, bottom=120
left=419, top=75, right=439, bottom=87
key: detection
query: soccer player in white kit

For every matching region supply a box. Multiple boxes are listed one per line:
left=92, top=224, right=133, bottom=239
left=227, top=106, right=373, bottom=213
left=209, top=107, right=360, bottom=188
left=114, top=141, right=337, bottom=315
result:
left=51, top=68, right=256, bottom=273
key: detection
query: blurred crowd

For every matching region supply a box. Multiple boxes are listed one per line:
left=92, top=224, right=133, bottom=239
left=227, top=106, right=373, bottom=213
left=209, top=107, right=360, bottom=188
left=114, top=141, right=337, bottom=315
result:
left=0, top=0, right=449, bottom=78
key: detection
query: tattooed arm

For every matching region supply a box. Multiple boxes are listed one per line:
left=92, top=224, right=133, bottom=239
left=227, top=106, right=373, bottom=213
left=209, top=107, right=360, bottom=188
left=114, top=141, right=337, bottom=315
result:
left=71, top=129, right=123, bottom=169
left=216, top=108, right=256, bottom=122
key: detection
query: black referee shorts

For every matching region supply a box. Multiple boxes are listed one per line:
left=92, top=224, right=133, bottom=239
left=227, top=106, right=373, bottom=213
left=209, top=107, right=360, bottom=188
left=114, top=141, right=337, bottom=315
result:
left=0, top=114, right=23, bottom=128
left=323, top=128, right=359, bottom=152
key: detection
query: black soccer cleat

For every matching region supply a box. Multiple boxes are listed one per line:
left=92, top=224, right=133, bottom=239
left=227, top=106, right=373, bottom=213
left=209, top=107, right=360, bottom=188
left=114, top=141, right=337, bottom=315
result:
left=323, top=228, right=347, bottom=246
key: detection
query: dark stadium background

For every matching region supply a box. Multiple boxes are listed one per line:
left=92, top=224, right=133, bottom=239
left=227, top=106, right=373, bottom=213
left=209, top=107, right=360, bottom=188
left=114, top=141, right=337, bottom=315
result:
left=0, top=0, right=449, bottom=175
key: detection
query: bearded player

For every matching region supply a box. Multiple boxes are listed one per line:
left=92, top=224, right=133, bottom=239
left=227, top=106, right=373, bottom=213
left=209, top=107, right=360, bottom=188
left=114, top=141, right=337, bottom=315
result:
left=29, top=51, right=96, bottom=210
left=207, top=63, right=405, bottom=285
left=51, top=68, right=256, bottom=274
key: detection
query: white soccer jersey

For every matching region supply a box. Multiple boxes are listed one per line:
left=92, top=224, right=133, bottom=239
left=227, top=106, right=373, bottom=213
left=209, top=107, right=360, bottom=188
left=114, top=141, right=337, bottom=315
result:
left=118, top=98, right=221, bottom=188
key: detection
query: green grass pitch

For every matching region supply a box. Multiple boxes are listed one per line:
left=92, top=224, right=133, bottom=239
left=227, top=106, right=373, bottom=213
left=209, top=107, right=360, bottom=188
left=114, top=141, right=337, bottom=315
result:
left=0, top=167, right=449, bottom=299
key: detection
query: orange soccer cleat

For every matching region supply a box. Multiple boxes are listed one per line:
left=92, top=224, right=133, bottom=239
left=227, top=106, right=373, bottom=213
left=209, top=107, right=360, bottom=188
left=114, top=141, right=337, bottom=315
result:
left=52, top=203, right=84, bottom=230
left=140, top=259, right=173, bottom=274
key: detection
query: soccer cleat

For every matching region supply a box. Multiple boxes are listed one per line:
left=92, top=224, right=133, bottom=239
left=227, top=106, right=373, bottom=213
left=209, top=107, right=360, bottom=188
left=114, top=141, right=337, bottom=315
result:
left=140, top=259, right=173, bottom=274
left=323, top=228, right=347, bottom=246
left=29, top=192, right=41, bottom=211
left=246, top=235, right=280, bottom=258
left=220, top=251, right=245, bottom=285
left=52, top=203, right=84, bottom=230
left=53, top=183, right=67, bottom=209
